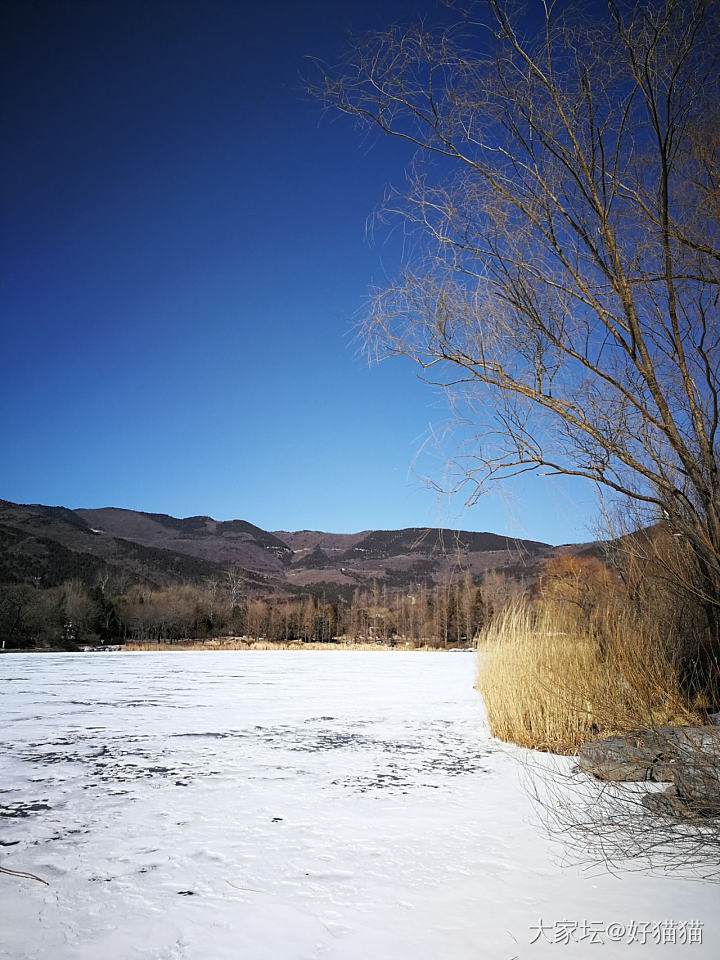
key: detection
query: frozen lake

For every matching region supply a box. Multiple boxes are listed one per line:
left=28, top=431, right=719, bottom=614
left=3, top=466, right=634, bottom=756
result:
left=0, top=651, right=717, bottom=959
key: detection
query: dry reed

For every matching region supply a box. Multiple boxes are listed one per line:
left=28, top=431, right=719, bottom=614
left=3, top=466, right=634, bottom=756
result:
left=122, top=639, right=409, bottom=652
left=476, top=602, right=700, bottom=754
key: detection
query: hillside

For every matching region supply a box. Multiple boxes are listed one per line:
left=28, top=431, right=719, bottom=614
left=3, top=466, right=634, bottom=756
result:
left=0, top=500, right=271, bottom=591
left=76, top=507, right=292, bottom=574
left=0, top=498, right=561, bottom=596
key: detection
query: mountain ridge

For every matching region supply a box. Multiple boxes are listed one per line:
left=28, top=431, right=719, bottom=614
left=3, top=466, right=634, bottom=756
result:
left=0, top=498, right=574, bottom=598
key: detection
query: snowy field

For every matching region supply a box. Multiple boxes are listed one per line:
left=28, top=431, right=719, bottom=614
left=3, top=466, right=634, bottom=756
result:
left=0, top=651, right=717, bottom=960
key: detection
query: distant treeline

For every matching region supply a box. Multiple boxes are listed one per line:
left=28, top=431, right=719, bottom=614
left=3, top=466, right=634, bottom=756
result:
left=0, top=569, right=522, bottom=650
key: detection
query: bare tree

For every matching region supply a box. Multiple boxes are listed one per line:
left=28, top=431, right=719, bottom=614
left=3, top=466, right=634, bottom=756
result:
left=225, top=566, right=245, bottom=610
left=203, top=577, right=219, bottom=632
left=314, top=0, right=720, bottom=689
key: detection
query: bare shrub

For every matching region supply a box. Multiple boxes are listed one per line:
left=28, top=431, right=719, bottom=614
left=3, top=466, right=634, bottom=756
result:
left=526, top=724, right=720, bottom=883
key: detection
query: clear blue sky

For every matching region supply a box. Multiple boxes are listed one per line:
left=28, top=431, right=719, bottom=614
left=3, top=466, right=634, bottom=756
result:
left=1, top=0, right=599, bottom=544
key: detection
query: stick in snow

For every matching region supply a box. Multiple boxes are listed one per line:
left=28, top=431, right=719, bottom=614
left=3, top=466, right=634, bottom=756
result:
left=0, top=865, right=49, bottom=886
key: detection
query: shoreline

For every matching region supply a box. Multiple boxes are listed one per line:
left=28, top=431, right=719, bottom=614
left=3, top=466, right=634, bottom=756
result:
left=2, top=641, right=474, bottom=654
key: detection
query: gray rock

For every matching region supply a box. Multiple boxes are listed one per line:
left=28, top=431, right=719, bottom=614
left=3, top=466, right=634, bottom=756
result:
left=642, top=785, right=691, bottom=818
left=653, top=725, right=720, bottom=751
left=577, top=737, right=656, bottom=781
left=650, top=759, right=678, bottom=783
left=579, top=725, right=720, bottom=818
left=672, top=763, right=720, bottom=817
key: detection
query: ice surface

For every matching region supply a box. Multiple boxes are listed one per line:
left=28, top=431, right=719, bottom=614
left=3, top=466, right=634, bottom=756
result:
left=0, top=652, right=716, bottom=959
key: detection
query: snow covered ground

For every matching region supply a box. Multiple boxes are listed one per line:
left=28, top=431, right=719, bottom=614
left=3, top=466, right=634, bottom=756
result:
left=0, top=651, right=716, bottom=959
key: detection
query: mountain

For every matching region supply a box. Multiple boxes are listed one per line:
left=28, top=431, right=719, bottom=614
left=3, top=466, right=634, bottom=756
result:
left=75, top=508, right=292, bottom=573
left=277, top=526, right=554, bottom=593
left=0, top=498, right=564, bottom=596
left=0, top=500, right=272, bottom=591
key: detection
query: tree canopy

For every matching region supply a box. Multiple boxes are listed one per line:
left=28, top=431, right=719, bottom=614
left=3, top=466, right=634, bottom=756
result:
left=315, top=0, right=720, bottom=655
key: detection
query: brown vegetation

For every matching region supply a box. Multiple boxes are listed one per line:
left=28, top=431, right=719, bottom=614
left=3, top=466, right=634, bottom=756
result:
left=477, top=537, right=718, bottom=753
left=0, top=566, right=500, bottom=650
left=477, top=600, right=701, bottom=754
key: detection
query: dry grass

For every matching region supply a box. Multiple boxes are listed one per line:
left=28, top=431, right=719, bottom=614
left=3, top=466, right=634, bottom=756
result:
left=475, top=602, right=701, bottom=754
left=122, top=639, right=414, bottom=652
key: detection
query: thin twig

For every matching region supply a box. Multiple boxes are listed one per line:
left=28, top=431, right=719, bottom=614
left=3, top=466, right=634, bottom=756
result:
left=0, top=865, right=49, bottom=886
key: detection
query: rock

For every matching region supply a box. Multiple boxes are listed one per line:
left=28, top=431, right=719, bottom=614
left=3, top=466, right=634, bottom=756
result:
left=579, top=725, right=720, bottom=818
left=577, top=737, right=657, bottom=781
left=650, top=759, right=678, bottom=782
left=578, top=726, right=720, bottom=782
left=672, top=763, right=720, bottom=817
left=642, top=785, right=691, bottom=818
left=652, top=724, right=720, bottom=751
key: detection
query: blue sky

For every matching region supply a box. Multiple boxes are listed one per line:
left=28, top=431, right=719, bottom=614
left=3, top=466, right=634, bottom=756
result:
left=1, top=0, right=599, bottom=544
